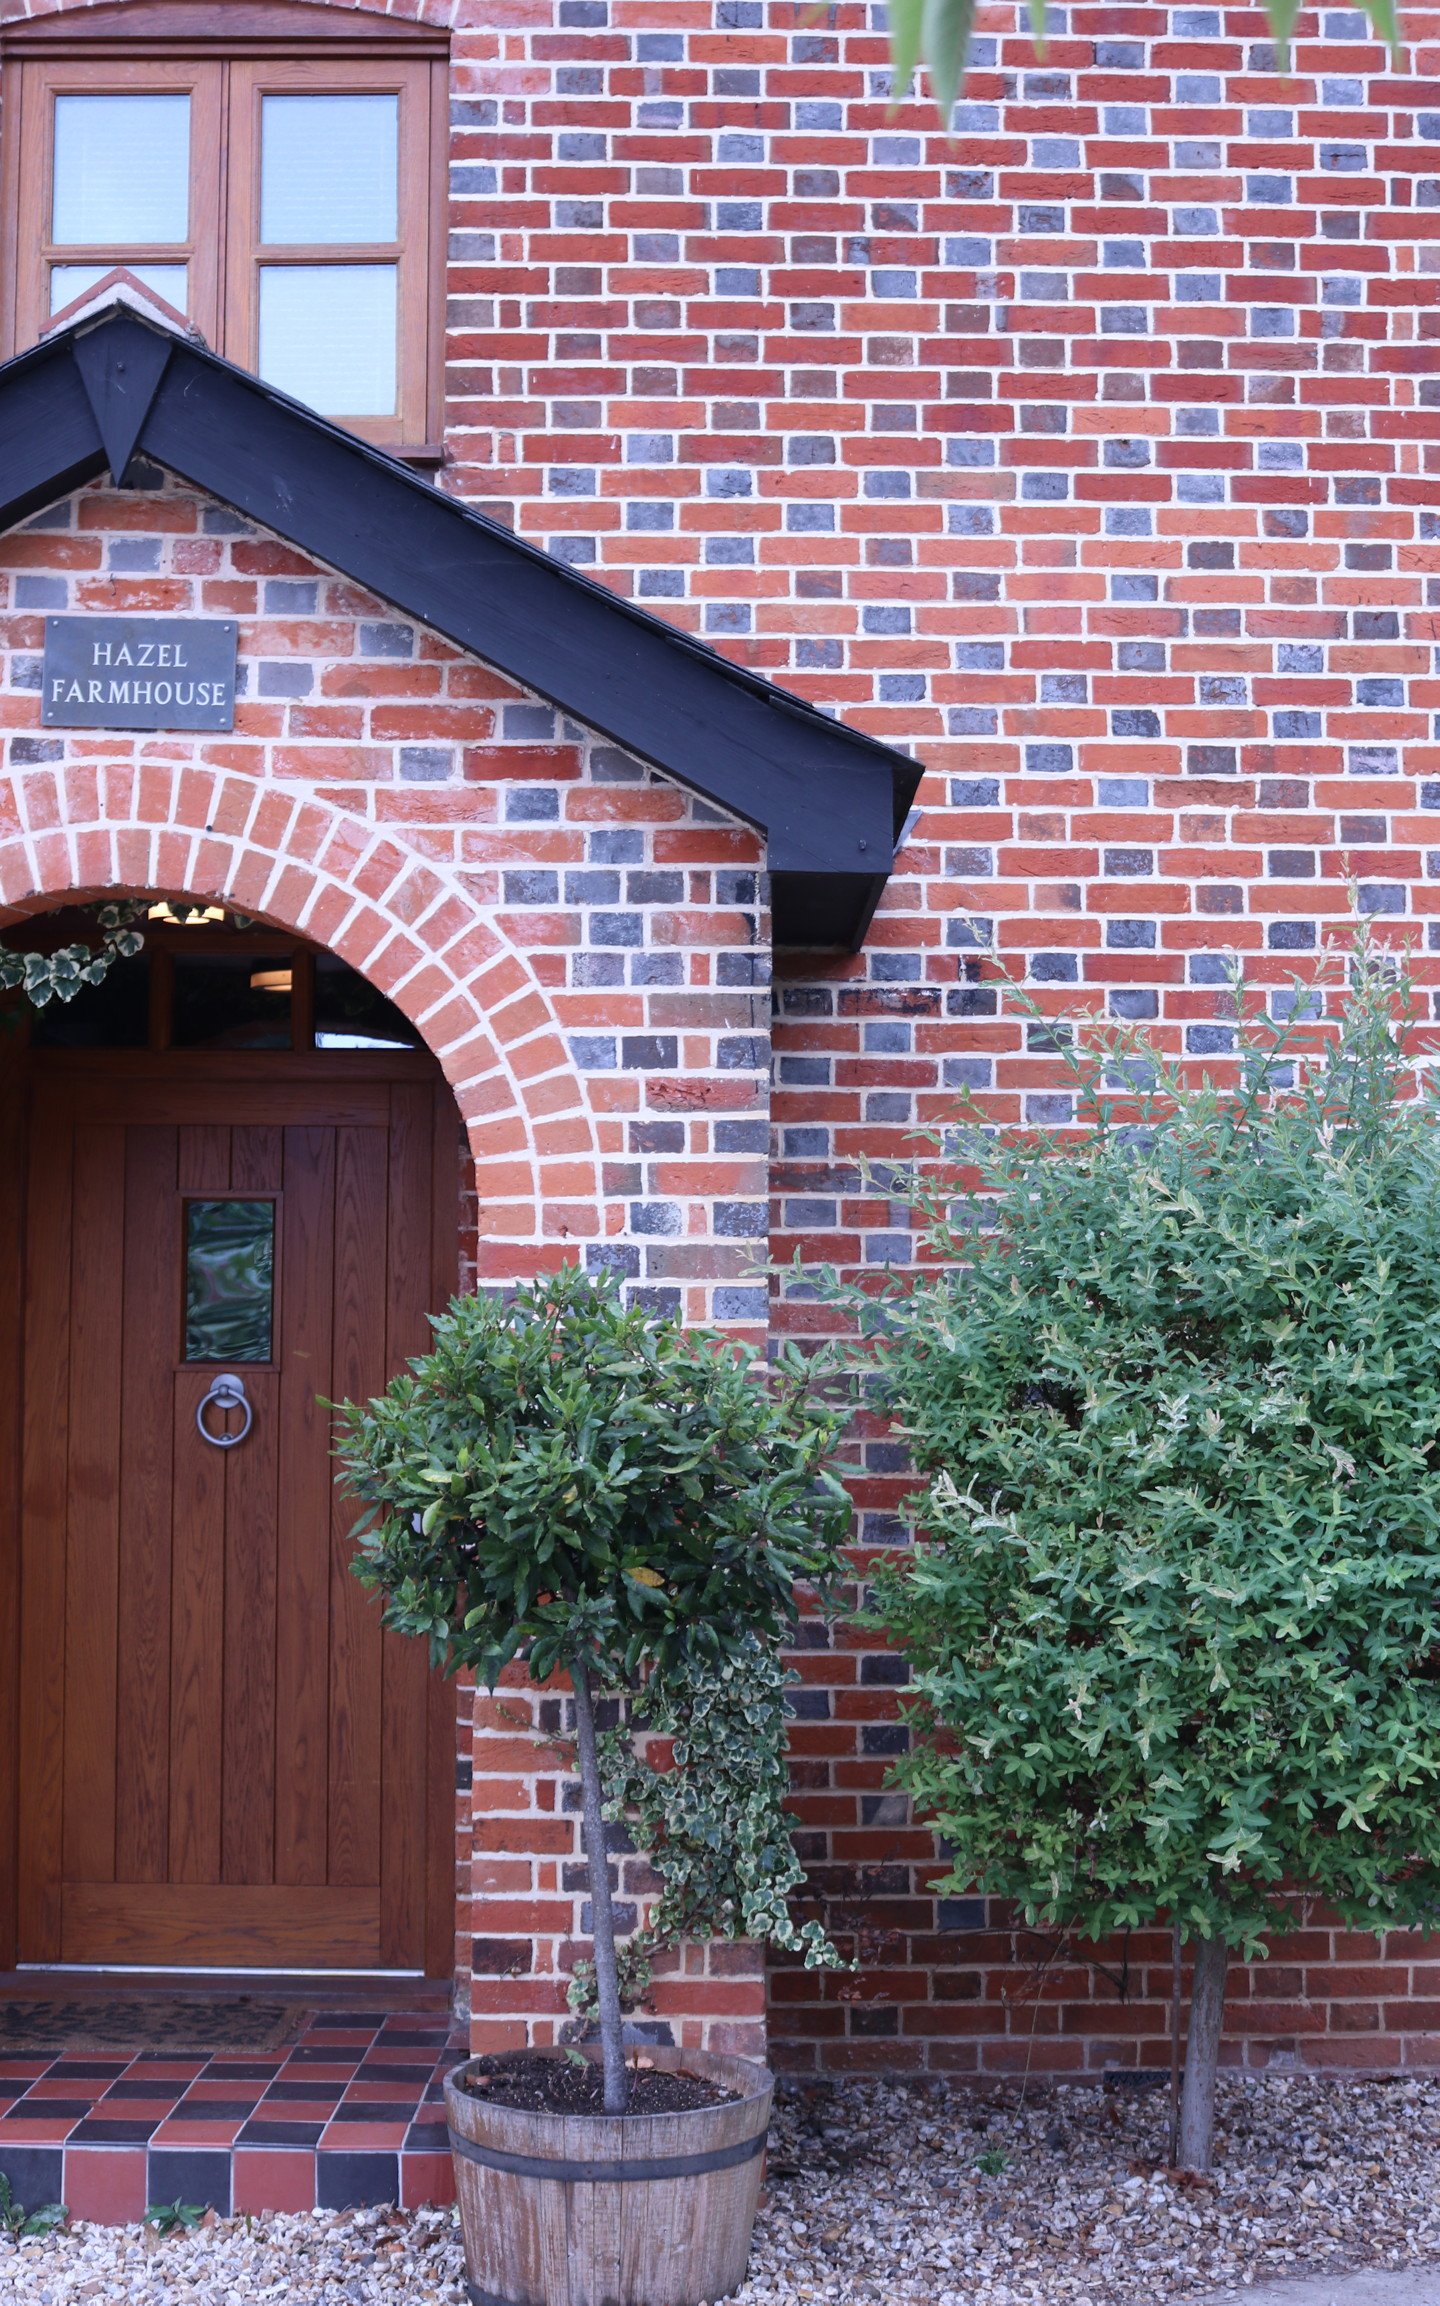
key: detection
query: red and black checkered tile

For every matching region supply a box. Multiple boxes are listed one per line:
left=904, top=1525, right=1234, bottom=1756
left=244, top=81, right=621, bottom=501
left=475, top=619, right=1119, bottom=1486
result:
left=0, top=2010, right=462, bottom=2223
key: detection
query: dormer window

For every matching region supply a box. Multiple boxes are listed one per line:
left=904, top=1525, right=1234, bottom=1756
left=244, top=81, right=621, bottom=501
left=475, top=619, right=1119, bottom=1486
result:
left=1, top=2, right=447, bottom=454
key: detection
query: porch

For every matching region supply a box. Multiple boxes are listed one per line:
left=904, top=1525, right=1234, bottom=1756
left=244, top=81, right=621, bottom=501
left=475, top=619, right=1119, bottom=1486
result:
left=0, top=1975, right=460, bottom=2223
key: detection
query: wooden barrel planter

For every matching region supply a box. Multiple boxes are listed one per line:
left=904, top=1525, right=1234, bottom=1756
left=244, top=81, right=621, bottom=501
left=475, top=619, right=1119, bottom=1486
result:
left=444, top=2045, right=774, bottom=2306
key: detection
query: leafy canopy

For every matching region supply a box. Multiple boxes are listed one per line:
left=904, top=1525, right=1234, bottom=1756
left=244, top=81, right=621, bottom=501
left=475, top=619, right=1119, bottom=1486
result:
left=335, top=1262, right=852, bottom=1689
left=840, top=938, right=1440, bottom=1957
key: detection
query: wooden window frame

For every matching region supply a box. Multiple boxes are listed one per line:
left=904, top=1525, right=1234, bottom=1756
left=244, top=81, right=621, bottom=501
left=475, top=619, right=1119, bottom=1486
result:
left=0, top=2, right=448, bottom=457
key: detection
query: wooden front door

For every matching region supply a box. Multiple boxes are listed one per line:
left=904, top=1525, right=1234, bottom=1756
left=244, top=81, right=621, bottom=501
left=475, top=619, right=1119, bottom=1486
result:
left=15, top=1053, right=458, bottom=1972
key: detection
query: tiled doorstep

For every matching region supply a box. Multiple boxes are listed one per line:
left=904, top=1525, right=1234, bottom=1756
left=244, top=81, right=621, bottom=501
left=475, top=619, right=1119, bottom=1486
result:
left=0, top=2012, right=463, bottom=2225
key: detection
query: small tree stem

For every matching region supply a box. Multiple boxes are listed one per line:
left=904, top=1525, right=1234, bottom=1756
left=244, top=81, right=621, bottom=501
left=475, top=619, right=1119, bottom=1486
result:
left=1176, top=1934, right=1230, bottom=2173
left=571, top=1657, right=629, bottom=2117
left=1167, top=1919, right=1182, bottom=2169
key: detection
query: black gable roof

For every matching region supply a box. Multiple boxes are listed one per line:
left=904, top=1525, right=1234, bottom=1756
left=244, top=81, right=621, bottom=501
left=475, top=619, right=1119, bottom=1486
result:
left=0, top=302, right=922, bottom=950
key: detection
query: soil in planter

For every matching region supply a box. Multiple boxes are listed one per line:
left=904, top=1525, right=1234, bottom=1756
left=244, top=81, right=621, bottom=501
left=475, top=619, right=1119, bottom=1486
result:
left=458, top=2050, right=742, bottom=2117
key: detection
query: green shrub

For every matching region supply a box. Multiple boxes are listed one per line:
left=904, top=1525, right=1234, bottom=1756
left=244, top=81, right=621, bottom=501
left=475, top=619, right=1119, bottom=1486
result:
left=335, top=1263, right=850, bottom=2113
left=832, top=934, right=1440, bottom=2165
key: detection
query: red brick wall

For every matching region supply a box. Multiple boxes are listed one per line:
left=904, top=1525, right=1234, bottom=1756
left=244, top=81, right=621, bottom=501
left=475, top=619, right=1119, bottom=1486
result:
left=434, top=0, right=1440, bottom=2074
left=7, top=0, right=1440, bottom=2075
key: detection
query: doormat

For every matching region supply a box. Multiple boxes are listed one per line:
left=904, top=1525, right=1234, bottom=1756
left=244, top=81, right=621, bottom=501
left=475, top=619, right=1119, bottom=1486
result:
left=0, top=1996, right=307, bottom=2056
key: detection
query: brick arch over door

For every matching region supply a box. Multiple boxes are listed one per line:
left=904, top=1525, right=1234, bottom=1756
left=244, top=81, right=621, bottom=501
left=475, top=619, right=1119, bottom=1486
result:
left=0, top=760, right=602, bottom=1260
left=4, top=0, right=461, bottom=27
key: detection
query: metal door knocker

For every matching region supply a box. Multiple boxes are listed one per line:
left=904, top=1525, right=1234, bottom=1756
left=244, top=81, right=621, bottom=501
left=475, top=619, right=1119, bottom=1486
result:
left=196, top=1371, right=253, bottom=1448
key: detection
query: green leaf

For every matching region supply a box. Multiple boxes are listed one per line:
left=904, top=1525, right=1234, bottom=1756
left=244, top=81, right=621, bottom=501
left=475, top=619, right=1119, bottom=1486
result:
left=920, top=0, right=975, bottom=128
left=895, top=0, right=1404, bottom=119
left=1265, top=0, right=1305, bottom=64
left=144, top=2199, right=205, bottom=2236
left=887, top=0, right=925, bottom=108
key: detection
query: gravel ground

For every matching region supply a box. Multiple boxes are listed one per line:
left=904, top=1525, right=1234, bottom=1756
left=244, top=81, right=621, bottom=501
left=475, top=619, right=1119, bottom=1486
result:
left=738, top=2071, right=1440, bottom=2305
left=1, top=2072, right=1438, bottom=2303
left=0, top=2205, right=468, bottom=2303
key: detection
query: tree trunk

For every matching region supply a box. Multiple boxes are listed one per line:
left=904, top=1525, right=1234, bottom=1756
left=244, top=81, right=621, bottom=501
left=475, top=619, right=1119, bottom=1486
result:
left=1176, top=1933, right=1230, bottom=2172
left=570, top=1657, right=629, bottom=2116
left=1166, top=1919, right=1182, bottom=2168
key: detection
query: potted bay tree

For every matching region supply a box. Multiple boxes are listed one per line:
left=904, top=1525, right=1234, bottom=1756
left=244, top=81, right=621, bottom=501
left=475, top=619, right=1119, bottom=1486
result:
left=335, top=1264, right=849, bottom=2306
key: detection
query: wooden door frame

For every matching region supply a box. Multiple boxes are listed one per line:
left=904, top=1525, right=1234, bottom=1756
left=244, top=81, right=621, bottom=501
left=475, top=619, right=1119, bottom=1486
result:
left=0, top=1043, right=463, bottom=1980
left=0, top=1035, right=25, bottom=1973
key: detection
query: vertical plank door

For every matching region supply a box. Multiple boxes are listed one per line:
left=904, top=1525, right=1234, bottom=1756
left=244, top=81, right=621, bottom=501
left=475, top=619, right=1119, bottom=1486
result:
left=17, top=1058, right=458, bottom=1972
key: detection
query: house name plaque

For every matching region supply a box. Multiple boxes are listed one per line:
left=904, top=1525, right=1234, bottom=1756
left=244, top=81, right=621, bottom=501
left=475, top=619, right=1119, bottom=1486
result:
left=42, top=617, right=238, bottom=732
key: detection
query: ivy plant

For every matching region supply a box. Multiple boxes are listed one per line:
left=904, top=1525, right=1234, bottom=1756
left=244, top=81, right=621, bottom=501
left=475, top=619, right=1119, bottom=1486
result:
left=334, top=1264, right=851, bottom=2115
left=828, top=931, right=1440, bottom=2170
left=0, top=902, right=145, bottom=1010
left=567, top=1635, right=849, bottom=2021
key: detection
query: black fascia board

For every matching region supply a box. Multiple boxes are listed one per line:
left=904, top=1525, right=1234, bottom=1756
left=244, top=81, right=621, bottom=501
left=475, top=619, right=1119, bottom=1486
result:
left=0, top=332, right=108, bottom=533
left=2, top=310, right=923, bottom=948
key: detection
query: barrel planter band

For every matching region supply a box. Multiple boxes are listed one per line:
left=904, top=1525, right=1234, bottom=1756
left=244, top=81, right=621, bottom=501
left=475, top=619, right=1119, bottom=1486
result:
left=447, top=2124, right=767, bottom=2185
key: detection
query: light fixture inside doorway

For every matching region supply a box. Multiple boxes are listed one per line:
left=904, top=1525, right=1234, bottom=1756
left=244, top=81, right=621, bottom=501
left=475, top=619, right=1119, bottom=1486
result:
left=148, top=901, right=226, bottom=928
left=249, top=966, right=293, bottom=995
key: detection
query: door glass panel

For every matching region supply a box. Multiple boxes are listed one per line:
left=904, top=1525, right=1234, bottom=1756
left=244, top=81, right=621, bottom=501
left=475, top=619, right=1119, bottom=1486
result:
left=258, top=265, right=397, bottom=413
left=52, top=93, right=190, bottom=245
left=314, top=953, right=420, bottom=1050
left=25, top=952, right=150, bottom=1048
left=184, top=1199, right=275, bottom=1363
left=50, top=261, right=188, bottom=315
left=260, top=94, right=399, bottom=245
left=171, top=954, right=293, bottom=1050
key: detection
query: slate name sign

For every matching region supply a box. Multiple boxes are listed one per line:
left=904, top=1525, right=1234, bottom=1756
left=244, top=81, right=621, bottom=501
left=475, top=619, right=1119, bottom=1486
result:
left=42, top=617, right=238, bottom=731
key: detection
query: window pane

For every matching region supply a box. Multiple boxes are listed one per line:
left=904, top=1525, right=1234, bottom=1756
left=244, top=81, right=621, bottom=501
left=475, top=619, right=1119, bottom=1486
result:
left=50, top=262, right=188, bottom=315
left=258, top=266, right=397, bottom=415
left=314, top=953, right=420, bottom=1050
left=261, top=94, right=398, bottom=245
left=52, top=94, right=190, bottom=245
left=171, top=954, right=293, bottom=1050
left=185, top=1200, right=275, bottom=1363
left=26, top=952, right=150, bottom=1049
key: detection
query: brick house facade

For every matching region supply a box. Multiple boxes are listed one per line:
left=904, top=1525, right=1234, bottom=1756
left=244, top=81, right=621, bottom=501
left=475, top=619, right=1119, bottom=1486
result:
left=1, top=0, right=1438, bottom=2110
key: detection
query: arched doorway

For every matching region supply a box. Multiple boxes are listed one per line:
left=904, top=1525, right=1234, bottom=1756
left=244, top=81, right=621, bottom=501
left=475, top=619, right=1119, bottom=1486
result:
left=0, top=900, right=460, bottom=1977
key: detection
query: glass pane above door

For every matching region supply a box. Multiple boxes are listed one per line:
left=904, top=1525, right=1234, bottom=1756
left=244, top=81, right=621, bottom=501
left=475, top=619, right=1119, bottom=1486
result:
left=314, top=953, right=420, bottom=1050
left=26, top=951, right=150, bottom=1049
left=260, top=94, right=399, bottom=245
left=184, top=1199, right=275, bottom=1363
left=52, top=93, right=190, bottom=245
left=171, top=955, right=293, bottom=1050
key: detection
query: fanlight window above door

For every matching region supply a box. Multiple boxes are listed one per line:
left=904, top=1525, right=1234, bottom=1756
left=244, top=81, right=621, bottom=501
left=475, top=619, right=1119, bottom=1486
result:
left=1, top=1, right=448, bottom=453
left=9, top=908, right=422, bottom=1053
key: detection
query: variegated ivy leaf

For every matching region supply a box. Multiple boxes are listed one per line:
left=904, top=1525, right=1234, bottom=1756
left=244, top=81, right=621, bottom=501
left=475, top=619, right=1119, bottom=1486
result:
left=0, top=903, right=146, bottom=1012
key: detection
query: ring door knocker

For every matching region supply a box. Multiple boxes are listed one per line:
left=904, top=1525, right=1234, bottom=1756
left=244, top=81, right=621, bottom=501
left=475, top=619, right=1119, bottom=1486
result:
left=196, top=1371, right=254, bottom=1449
